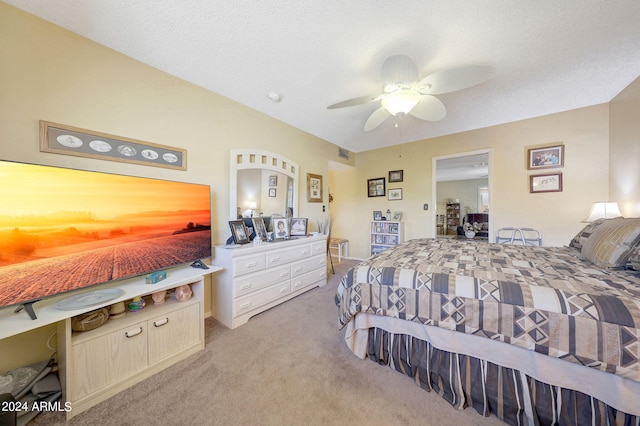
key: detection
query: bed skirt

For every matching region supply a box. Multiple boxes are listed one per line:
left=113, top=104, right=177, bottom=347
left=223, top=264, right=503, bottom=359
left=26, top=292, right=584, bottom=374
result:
left=344, top=314, right=640, bottom=426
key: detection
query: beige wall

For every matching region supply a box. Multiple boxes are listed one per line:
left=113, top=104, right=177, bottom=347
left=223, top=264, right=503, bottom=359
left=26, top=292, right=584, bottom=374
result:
left=0, top=4, right=346, bottom=371
left=330, top=105, right=610, bottom=259
left=610, top=76, right=640, bottom=217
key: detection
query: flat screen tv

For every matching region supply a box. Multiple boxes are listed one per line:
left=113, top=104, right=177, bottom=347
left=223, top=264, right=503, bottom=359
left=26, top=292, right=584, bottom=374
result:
left=0, top=160, right=211, bottom=317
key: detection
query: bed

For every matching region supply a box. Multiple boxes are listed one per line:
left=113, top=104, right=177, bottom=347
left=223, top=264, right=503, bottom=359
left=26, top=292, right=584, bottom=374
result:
left=335, top=217, right=640, bottom=425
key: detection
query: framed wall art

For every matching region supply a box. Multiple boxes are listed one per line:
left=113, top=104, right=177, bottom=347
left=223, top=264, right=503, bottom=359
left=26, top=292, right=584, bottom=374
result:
left=40, top=120, right=187, bottom=170
left=268, top=175, right=278, bottom=186
left=269, top=188, right=277, bottom=197
left=530, top=172, right=563, bottom=193
left=388, top=170, right=403, bottom=183
left=367, top=177, right=385, bottom=197
left=307, top=173, right=323, bottom=203
left=527, top=144, right=564, bottom=170
left=388, top=188, right=403, bottom=200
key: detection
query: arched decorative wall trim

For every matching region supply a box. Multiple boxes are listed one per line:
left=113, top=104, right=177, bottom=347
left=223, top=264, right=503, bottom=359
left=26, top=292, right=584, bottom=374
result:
left=229, top=149, right=299, bottom=221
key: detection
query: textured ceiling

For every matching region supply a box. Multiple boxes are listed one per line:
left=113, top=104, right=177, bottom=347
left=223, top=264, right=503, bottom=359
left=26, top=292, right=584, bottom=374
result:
left=5, top=1, right=640, bottom=153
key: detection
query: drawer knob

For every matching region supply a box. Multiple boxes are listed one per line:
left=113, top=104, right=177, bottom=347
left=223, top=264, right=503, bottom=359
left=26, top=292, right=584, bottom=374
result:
left=241, top=283, right=252, bottom=290
left=271, top=256, right=280, bottom=262
left=246, top=261, right=257, bottom=268
left=280, top=271, right=289, bottom=277
left=280, top=287, right=288, bottom=293
left=153, top=318, right=169, bottom=328
left=125, top=327, right=143, bottom=338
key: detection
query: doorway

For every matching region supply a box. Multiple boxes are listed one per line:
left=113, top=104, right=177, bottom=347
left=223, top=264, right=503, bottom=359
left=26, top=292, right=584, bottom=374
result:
left=432, top=150, right=492, bottom=240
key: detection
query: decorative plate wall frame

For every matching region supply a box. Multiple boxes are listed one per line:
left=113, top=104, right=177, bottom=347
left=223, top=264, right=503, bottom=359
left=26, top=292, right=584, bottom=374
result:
left=40, top=120, right=187, bottom=170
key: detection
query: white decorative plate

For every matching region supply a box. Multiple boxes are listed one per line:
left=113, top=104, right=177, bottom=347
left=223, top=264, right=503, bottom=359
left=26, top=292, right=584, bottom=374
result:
left=89, top=140, right=112, bottom=152
left=57, top=134, right=83, bottom=148
left=117, top=145, right=137, bottom=156
left=162, top=153, right=178, bottom=163
left=55, top=288, right=124, bottom=311
left=141, top=149, right=159, bottom=160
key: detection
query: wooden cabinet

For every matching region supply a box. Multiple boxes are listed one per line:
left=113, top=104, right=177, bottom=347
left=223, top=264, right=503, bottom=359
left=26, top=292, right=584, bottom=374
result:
left=446, top=202, right=461, bottom=234
left=370, top=221, right=404, bottom=255
left=54, top=266, right=218, bottom=419
left=211, top=235, right=327, bottom=329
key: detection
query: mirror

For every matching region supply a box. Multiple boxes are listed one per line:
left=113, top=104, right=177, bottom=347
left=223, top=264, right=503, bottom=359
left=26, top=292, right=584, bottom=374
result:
left=237, top=169, right=294, bottom=218
left=229, top=149, right=299, bottom=225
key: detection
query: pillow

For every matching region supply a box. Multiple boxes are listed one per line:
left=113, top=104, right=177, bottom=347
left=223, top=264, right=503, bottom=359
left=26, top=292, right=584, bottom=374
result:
left=628, top=244, right=640, bottom=270
left=569, top=218, right=605, bottom=250
left=580, top=218, right=640, bottom=268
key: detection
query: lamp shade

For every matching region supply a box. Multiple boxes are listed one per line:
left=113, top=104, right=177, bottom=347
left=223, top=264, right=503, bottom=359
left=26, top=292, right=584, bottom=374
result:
left=584, top=202, right=622, bottom=222
left=381, top=90, right=421, bottom=116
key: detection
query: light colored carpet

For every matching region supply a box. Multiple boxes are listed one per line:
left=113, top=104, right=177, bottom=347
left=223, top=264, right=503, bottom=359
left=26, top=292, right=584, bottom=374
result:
left=33, top=259, right=504, bottom=425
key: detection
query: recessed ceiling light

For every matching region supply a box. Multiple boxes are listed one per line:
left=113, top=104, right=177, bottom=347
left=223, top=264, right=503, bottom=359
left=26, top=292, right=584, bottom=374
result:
left=266, top=91, right=282, bottom=102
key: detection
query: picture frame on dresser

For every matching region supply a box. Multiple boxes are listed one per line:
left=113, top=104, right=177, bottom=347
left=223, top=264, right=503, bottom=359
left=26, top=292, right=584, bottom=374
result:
left=251, top=217, right=268, bottom=240
left=273, top=218, right=289, bottom=239
left=290, top=218, right=308, bottom=237
left=229, top=220, right=250, bottom=244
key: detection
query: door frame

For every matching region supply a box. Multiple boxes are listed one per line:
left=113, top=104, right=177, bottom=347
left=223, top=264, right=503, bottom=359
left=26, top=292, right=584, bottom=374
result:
left=431, top=149, right=493, bottom=241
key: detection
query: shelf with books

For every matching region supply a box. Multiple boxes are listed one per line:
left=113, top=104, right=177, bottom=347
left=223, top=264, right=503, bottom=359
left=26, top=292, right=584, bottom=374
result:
left=370, top=220, right=404, bottom=255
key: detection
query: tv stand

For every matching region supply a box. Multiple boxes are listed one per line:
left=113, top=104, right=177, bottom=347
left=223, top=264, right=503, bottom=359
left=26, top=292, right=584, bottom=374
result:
left=14, top=300, right=41, bottom=320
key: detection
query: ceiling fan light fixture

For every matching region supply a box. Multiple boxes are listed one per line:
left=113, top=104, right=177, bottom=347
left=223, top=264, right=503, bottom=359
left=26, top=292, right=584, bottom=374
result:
left=381, top=90, right=421, bottom=116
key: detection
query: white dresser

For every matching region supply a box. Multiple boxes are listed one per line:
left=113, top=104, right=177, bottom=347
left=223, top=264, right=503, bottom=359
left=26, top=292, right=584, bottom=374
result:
left=211, top=235, right=327, bottom=329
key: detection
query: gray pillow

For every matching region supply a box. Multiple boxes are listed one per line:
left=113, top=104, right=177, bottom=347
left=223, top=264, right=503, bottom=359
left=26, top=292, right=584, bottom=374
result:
left=580, top=218, right=640, bottom=268
left=569, top=218, right=605, bottom=250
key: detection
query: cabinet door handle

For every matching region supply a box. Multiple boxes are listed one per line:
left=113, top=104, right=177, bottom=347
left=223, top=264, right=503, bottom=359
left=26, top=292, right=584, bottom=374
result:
left=125, top=327, right=143, bottom=338
left=153, top=318, right=169, bottom=328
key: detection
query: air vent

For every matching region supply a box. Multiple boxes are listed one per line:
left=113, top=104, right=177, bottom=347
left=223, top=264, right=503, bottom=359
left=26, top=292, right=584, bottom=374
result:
left=338, top=148, right=349, bottom=160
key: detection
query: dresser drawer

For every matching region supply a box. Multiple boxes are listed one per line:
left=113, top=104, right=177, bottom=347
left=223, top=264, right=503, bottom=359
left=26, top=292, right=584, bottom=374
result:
left=234, top=265, right=290, bottom=297
left=266, top=244, right=311, bottom=266
left=291, top=268, right=326, bottom=293
left=311, top=240, right=326, bottom=256
left=291, top=255, right=326, bottom=277
left=233, top=253, right=266, bottom=277
left=235, top=282, right=291, bottom=315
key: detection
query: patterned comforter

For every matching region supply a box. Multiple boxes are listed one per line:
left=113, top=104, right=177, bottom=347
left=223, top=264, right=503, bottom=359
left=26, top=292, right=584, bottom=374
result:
left=335, top=239, right=640, bottom=382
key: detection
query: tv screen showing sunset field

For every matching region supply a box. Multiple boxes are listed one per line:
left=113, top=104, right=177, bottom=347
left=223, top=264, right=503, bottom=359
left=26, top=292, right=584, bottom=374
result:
left=0, top=160, right=211, bottom=309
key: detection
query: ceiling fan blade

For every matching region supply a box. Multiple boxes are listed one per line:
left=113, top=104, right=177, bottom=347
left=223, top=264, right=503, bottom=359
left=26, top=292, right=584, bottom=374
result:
left=364, top=107, right=391, bottom=131
left=417, top=66, right=495, bottom=95
left=327, top=94, right=382, bottom=109
left=409, top=95, right=447, bottom=121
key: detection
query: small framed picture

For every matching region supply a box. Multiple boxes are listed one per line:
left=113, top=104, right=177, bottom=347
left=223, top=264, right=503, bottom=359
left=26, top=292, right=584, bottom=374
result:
left=269, top=175, right=278, bottom=186
left=389, top=170, right=403, bottom=183
left=252, top=217, right=268, bottom=240
left=273, top=218, right=289, bottom=239
left=393, top=211, right=403, bottom=221
left=388, top=188, right=403, bottom=200
left=530, top=172, right=563, bottom=193
left=307, top=173, right=323, bottom=203
left=269, top=188, right=276, bottom=197
left=527, top=144, right=564, bottom=170
left=290, top=218, right=308, bottom=237
left=373, top=210, right=382, bottom=221
left=229, top=220, right=250, bottom=244
left=367, top=177, right=385, bottom=197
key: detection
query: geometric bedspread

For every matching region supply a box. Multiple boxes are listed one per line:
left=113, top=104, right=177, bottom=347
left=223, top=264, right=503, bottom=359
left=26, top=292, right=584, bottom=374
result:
left=335, top=239, right=640, bottom=382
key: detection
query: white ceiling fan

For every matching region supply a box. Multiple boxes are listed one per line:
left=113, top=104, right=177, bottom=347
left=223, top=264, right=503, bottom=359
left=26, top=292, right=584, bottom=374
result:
left=327, top=54, right=495, bottom=131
